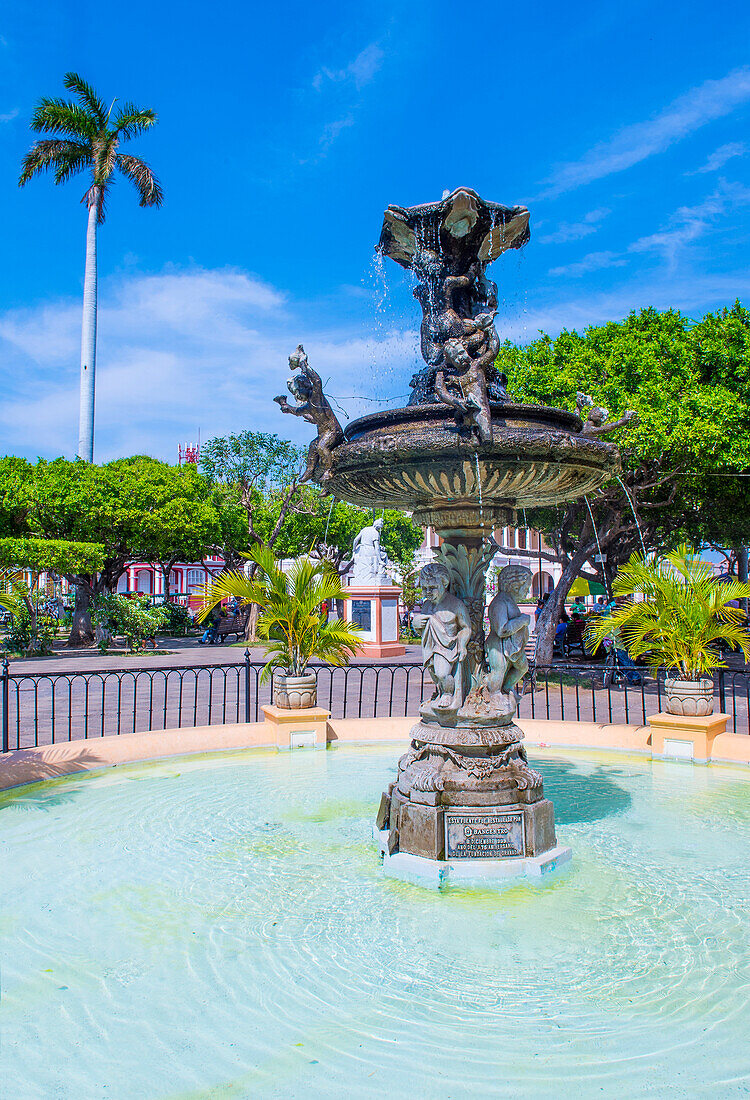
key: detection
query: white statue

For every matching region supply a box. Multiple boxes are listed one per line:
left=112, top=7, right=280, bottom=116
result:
left=351, top=518, right=390, bottom=584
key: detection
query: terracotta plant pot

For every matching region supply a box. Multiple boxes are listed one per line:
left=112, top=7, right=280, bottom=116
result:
left=664, top=677, right=714, bottom=717
left=274, top=672, right=317, bottom=709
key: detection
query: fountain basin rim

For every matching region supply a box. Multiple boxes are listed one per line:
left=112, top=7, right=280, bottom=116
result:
left=344, top=402, right=583, bottom=442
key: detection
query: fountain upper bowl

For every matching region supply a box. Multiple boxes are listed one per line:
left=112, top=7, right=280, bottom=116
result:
left=325, top=402, right=619, bottom=530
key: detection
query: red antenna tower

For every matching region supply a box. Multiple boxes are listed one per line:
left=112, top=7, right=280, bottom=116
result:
left=178, top=441, right=200, bottom=466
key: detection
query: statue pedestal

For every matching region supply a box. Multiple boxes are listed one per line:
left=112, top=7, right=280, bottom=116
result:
left=343, top=584, right=405, bottom=658
left=373, top=716, right=569, bottom=887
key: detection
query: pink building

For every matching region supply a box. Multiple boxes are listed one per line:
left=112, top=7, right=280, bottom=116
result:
left=115, top=555, right=226, bottom=603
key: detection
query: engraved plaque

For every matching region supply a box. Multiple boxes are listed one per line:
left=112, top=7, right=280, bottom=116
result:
left=445, top=810, right=525, bottom=859
left=351, top=599, right=372, bottom=631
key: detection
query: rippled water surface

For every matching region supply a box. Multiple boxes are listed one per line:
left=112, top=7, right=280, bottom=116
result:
left=3, top=744, right=750, bottom=1098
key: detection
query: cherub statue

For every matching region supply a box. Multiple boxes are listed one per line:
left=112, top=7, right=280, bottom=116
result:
left=434, top=310, right=498, bottom=444
left=412, top=561, right=472, bottom=722
left=274, top=345, right=344, bottom=483
left=485, top=565, right=533, bottom=697
left=576, top=392, right=638, bottom=437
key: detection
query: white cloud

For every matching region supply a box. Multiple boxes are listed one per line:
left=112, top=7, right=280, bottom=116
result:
left=549, top=251, right=627, bottom=278
left=0, top=265, right=417, bottom=462
left=0, top=108, right=18, bottom=123
left=313, top=43, right=384, bottom=91
left=548, top=179, right=750, bottom=276
left=629, top=179, right=750, bottom=266
left=319, top=115, right=355, bottom=150
left=499, top=270, right=750, bottom=344
left=539, top=208, right=610, bottom=244
left=540, top=67, right=750, bottom=197
left=690, top=141, right=747, bottom=174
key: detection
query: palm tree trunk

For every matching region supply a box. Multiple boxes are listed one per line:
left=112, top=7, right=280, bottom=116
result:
left=78, top=191, right=98, bottom=462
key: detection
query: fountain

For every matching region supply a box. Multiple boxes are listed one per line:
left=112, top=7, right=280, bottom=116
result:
left=276, top=186, right=619, bottom=885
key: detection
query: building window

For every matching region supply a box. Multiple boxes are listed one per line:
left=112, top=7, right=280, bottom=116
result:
left=187, top=569, right=204, bottom=590
left=517, top=528, right=527, bottom=550
left=532, top=572, right=555, bottom=596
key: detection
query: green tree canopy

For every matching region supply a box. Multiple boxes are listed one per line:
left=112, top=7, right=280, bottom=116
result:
left=0, top=537, right=105, bottom=575
left=4, top=456, right=225, bottom=644
left=496, top=302, right=750, bottom=661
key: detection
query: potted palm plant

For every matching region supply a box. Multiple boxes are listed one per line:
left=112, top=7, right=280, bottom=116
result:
left=198, top=545, right=363, bottom=709
left=586, top=545, right=750, bottom=716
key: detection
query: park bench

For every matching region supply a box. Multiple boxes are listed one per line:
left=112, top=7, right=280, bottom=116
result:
left=213, top=609, right=250, bottom=642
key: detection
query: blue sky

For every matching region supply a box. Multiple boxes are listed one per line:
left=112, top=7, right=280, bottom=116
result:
left=1, top=0, right=749, bottom=462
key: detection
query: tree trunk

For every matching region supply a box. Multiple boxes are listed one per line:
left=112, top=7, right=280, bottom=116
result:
left=69, top=582, right=95, bottom=646
left=244, top=603, right=260, bottom=642
left=78, top=193, right=98, bottom=462
left=534, top=545, right=594, bottom=666
left=161, top=564, right=173, bottom=602
left=21, top=592, right=38, bottom=654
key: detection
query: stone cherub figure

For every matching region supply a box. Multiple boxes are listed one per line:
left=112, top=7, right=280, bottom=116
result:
left=459, top=563, right=532, bottom=723
left=485, top=565, right=533, bottom=699
left=576, top=392, right=638, bottom=437
left=428, top=273, right=499, bottom=445
left=412, top=561, right=472, bottom=722
left=274, top=345, right=344, bottom=483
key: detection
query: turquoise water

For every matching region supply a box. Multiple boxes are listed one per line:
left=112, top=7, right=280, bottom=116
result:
left=2, top=744, right=750, bottom=1099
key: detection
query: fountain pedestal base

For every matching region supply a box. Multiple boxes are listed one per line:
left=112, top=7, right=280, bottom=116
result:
left=373, top=827, right=572, bottom=889
left=374, top=716, right=568, bottom=884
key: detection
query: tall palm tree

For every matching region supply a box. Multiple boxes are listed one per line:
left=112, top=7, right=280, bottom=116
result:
left=19, top=73, right=163, bottom=462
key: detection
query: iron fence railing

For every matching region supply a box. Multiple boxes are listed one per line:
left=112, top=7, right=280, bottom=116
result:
left=1, top=655, right=748, bottom=753
left=520, top=665, right=750, bottom=735
left=0, top=654, right=430, bottom=752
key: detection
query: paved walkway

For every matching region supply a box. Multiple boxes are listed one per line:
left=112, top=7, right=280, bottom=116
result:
left=6, top=636, right=423, bottom=675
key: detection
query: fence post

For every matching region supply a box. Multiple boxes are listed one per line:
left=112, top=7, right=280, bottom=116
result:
left=718, top=668, right=726, bottom=715
left=244, top=649, right=251, bottom=724
left=1, top=656, right=9, bottom=754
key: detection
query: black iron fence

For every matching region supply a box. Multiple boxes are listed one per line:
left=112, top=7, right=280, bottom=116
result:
left=521, top=665, right=750, bottom=735
left=0, top=655, right=429, bottom=752
left=2, top=656, right=748, bottom=753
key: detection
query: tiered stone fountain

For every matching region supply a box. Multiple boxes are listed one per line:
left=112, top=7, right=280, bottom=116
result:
left=277, top=187, right=618, bottom=886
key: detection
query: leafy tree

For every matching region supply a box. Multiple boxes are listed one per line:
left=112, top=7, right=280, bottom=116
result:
left=380, top=509, right=424, bottom=571
left=399, top=569, right=422, bottom=612
left=496, top=302, right=750, bottom=662
left=275, top=490, right=366, bottom=571
left=7, top=457, right=222, bottom=645
left=120, top=459, right=222, bottom=599
left=0, top=537, right=105, bottom=652
left=0, top=457, right=34, bottom=537
left=200, top=432, right=310, bottom=638
left=19, top=72, right=162, bottom=461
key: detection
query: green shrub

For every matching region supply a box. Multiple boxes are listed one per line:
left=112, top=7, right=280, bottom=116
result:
left=159, top=601, right=194, bottom=636
left=92, top=594, right=170, bottom=653
left=2, top=604, right=56, bottom=656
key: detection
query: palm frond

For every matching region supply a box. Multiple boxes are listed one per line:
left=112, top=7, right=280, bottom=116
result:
left=586, top=544, right=750, bottom=678
left=113, top=104, right=157, bottom=140
left=63, top=72, right=107, bottom=126
left=92, top=132, right=118, bottom=185
left=19, top=139, right=91, bottom=185
left=116, top=153, right=163, bottom=207
left=197, top=547, right=362, bottom=676
left=30, top=97, right=98, bottom=138
left=0, top=589, right=22, bottom=616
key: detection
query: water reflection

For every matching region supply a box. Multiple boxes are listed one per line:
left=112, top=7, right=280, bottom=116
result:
left=537, top=758, right=632, bottom=823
